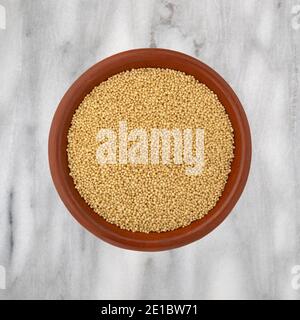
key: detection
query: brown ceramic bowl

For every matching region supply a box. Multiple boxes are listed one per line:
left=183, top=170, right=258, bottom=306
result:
left=48, top=48, right=251, bottom=251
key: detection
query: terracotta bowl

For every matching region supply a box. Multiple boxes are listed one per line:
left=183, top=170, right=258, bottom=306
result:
left=48, top=48, right=251, bottom=251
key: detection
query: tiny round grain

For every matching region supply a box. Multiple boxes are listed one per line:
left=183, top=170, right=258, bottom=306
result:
left=67, top=68, right=234, bottom=233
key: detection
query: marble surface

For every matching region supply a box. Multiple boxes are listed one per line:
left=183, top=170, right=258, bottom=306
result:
left=0, top=0, right=300, bottom=300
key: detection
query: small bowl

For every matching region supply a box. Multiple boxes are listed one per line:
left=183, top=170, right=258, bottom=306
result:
left=48, top=48, right=251, bottom=251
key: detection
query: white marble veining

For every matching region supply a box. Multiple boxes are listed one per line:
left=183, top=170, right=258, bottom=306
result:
left=0, top=0, right=300, bottom=299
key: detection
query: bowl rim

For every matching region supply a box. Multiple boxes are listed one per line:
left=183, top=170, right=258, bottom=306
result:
left=48, top=48, right=252, bottom=251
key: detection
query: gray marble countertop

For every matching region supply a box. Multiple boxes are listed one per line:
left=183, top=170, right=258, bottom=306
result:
left=0, top=0, right=300, bottom=300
